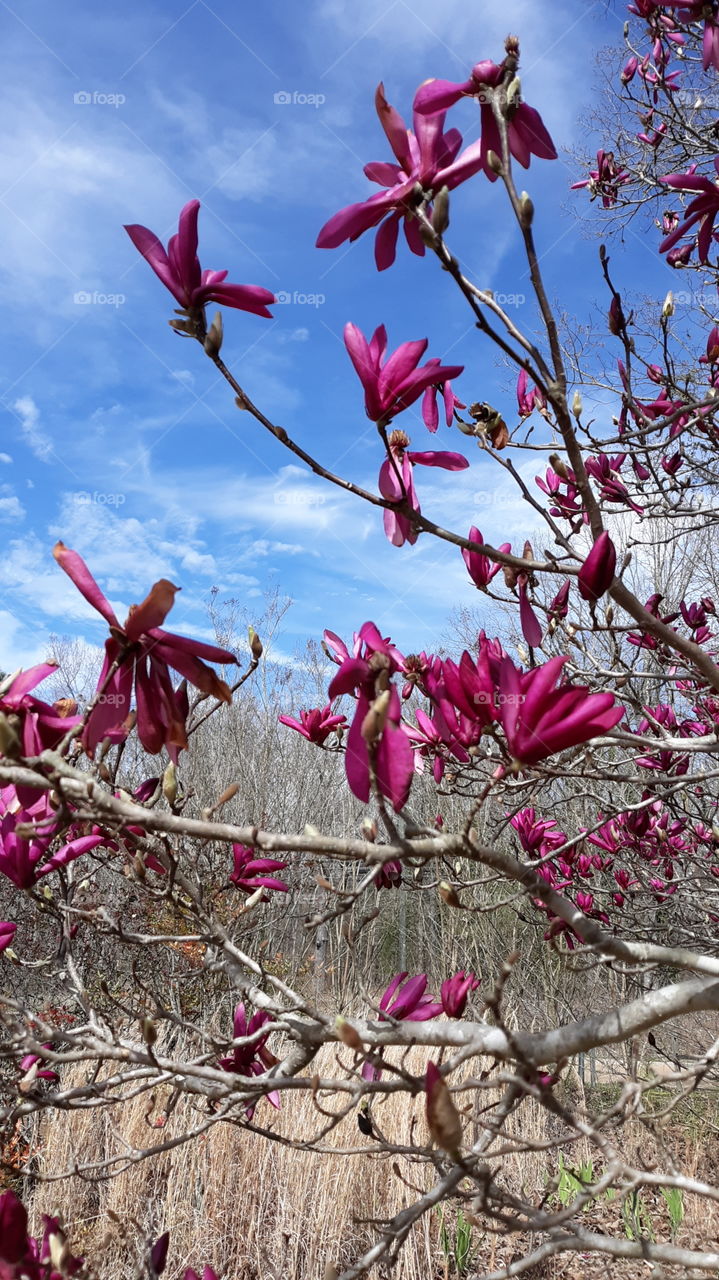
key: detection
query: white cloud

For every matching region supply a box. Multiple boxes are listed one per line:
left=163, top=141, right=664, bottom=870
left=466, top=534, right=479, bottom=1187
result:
left=0, top=491, right=25, bottom=521
left=12, top=396, right=53, bottom=461
left=0, top=453, right=12, bottom=464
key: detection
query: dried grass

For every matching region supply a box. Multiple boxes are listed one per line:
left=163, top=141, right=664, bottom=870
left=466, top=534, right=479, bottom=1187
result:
left=26, top=1045, right=719, bottom=1279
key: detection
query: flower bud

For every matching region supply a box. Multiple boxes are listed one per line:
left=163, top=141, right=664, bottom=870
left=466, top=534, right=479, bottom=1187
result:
left=439, top=881, right=462, bottom=908
left=361, top=690, right=391, bottom=744
left=486, top=150, right=503, bottom=175
left=431, top=186, right=450, bottom=235
left=248, top=626, right=263, bottom=660
left=141, top=1016, right=158, bottom=1046
left=203, top=310, right=223, bottom=357
left=361, top=817, right=378, bottom=842
left=518, top=191, right=534, bottom=228
left=426, top=1061, right=463, bottom=1156
left=335, top=1016, right=364, bottom=1052
left=662, top=291, right=674, bottom=318
left=571, top=390, right=583, bottom=418
left=0, top=713, right=21, bottom=757
left=162, top=762, right=177, bottom=808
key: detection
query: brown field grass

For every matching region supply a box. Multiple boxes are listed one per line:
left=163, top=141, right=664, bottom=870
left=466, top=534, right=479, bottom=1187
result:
left=25, top=1045, right=719, bottom=1280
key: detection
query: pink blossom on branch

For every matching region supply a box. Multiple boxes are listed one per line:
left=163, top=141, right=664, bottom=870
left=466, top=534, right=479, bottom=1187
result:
left=440, top=970, right=479, bottom=1017
left=278, top=704, right=346, bottom=744
left=125, top=199, right=275, bottom=317
left=316, top=84, right=485, bottom=270
left=343, top=322, right=463, bottom=426
left=659, top=161, right=719, bottom=263
left=413, top=59, right=557, bottom=182
left=379, top=430, right=469, bottom=547
left=229, top=844, right=289, bottom=896
left=52, top=543, right=239, bottom=757
left=327, top=621, right=414, bottom=810
left=462, top=526, right=511, bottom=589
left=497, top=656, right=624, bottom=768
left=578, top=531, right=617, bottom=602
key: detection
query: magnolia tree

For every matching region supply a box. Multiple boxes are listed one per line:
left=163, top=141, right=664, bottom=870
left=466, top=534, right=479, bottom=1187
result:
left=4, top=5, right=719, bottom=1278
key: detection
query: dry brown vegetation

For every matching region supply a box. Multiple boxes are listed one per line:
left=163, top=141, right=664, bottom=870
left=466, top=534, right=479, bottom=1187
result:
left=25, top=1043, right=719, bottom=1280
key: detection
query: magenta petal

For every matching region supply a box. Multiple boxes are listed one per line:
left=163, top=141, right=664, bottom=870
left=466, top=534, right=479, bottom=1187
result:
left=375, top=722, right=414, bottom=811
left=124, top=224, right=185, bottom=305
left=407, top=450, right=468, bottom=470
left=519, top=582, right=543, bottom=648
left=345, top=700, right=371, bottom=804
left=52, top=543, right=120, bottom=627
left=413, top=79, right=469, bottom=115
left=0, top=921, right=16, bottom=952
left=422, top=386, right=439, bottom=433
left=375, top=212, right=401, bottom=271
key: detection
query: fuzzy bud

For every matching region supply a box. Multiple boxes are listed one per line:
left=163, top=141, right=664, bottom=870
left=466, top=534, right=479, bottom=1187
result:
left=361, top=690, right=391, bottom=744
left=141, top=1016, right=158, bottom=1047
left=361, top=817, right=378, bottom=842
left=426, top=1061, right=463, bottom=1156
left=571, top=390, right=583, bottom=419
left=486, top=149, right=503, bottom=175
left=203, top=310, right=223, bottom=357
left=335, top=1016, right=364, bottom=1052
left=162, top=762, right=177, bottom=808
left=439, top=881, right=462, bottom=908
left=248, top=626, right=263, bottom=660
left=518, top=191, right=534, bottom=228
left=662, top=291, right=674, bottom=318
left=431, top=186, right=450, bottom=235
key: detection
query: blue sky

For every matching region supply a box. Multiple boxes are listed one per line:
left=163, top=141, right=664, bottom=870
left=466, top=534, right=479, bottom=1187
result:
left=0, top=0, right=673, bottom=676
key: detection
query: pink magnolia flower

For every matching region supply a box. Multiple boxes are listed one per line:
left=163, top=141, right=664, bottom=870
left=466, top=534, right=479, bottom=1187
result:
left=125, top=199, right=275, bottom=317
left=378, top=972, right=443, bottom=1021
left=0, top=921, right=16, bottom=952
left=571, top=149, right=631, bottom=208
left=671, top=1, right=719, bottom=70
left=462, top=527, right=510, bottom=589
left=53, top=542, right=238, bottom=757
left=379, top=430, right=469, bottom=547
left=229, top=844, right=289, bottom=895
left=660, top=161, right=719, bottom=262
left=316, top=84, right=485, bottom=269
left=549, top=580, right=571, bottom=621
left=278, top=704, right=346, bottom=744
left=344, top=322, right=463, bottom=425
left=516, top=369, right=546, bottom=417
left=327, top=622, right=413, bottom=811
left=413, top=60, right=556, bottom=181
left=19, top=1047, right=59, bottom=1085
left=0, top=664, right=80, bottom=758
left=578, top=531, right=617, bottom=602
left=375, top=858, right=402, bottom=889
left=440, top=971, right=479, bottom=1018
left=218, top=1003, right=280, bottom=1117
left=497, top=656, right=624, bottom=767
left=0, top=804, right=106, bottom=890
